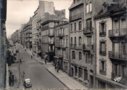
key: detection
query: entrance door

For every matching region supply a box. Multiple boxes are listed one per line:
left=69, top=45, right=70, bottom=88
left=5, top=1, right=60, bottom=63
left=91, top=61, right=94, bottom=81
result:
left=90, top=75, right=94, bottom=88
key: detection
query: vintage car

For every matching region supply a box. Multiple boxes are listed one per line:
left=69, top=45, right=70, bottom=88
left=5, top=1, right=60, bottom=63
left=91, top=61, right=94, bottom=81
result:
left=23, top=78, right=32, bottom=88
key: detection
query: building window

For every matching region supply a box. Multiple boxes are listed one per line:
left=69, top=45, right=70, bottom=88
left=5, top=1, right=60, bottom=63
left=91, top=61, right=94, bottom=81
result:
left=71, top=24, right=73, bottom=32
left=84, top=69, right=88, bottom=80
left=99, top=22, right=106, bottom=37
left=74, top=22, right=76, bottom=32
left=72, top=51, right=75, bottom=59
left=87, top=36, right=92, bottom=45
left=89, top=2, right=92, bottom=12
left=78, top=67, right=82, bottom=78
left=79, top=21, right=82, bottom=30
left=99, top=60, right=106, bottom=75
left=86, top=2, right=92, bottom=13
left=100, top=41, right=106, bottom=56
left=86, top=4, right=89, bottom=13
left=79, top=52, right=82, bottom=60
left=75, top=66, right=78, bottom=76
left=79, top=37, right=82, bottom=45
left=86, top=18, right=92, bottom=31
left=122, top=43, right=127, bottom=55
left=71, top=37, right=73, bottom=45
left=86, top=53, right=88, bottom=63
left=74, top=37, right=76, bottom=47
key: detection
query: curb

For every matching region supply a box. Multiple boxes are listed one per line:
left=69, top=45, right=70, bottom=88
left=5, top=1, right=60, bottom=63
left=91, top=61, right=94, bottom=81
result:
left=45, top=68, right=70, bottom=90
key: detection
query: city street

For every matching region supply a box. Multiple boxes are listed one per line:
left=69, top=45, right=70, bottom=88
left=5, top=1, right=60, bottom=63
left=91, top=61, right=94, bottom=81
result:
left=9, top=43, right=67, bottom=89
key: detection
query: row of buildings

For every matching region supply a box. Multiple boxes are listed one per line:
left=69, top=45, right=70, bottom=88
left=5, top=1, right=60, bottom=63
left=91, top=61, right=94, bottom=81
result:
left=11, top=0, right=127, bottom=89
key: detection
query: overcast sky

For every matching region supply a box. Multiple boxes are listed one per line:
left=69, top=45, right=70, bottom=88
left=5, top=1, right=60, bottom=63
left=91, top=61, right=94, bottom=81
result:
left=6, top=0, right=72, bottom=38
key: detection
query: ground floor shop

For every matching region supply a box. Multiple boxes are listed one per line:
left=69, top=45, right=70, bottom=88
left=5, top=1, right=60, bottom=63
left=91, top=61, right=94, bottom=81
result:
left=70, top=64, right=95, bottom=88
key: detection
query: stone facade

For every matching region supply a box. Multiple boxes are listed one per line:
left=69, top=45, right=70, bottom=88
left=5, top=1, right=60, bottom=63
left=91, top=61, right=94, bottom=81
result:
left=54, top=21, right=70, bottom=74
left=95, top=1, right=127, bottom=89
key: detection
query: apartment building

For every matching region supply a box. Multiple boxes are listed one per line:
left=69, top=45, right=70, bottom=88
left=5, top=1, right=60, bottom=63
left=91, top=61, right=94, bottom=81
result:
left=11, top=30, right=21, bottom=44
left=69, top=0, right=113, bottom=88
left=20, top=19, right=32, bottom=49
left=95, top=1, right=127, bottom=89
left=69, top=0, right=85, bottom=85
left=31, top=1, right=55, bottom=53
left=54, top=21, right=69, bottom=74
left=39, top=13, right=59, bottom=61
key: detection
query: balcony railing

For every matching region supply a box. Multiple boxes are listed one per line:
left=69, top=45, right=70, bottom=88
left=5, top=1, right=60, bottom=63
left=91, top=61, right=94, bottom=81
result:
left=109, top=51, right=127, bottom=61
left=58, top=33, right=64, bottom=38
left=49, top=41, right=54, bottom=45
left=61, top=44, right=67, bottom=49
left=83, top=28, right=93, bottom=36
left=100, top=32, right=106, bottom=37
left=75, top=45, right=82, bottom=50
left=70, top=12, right=84, bottom=21
left=70, top=44, right=76, bottom=49
left=100, top=70, right=106, bottom=75
left=109, top=28, right=127, bottom=39
left=83, top=44, right=94, bottom=53
left=48, top=32, right=54, bottom=37
left=55, top=42, right=61, bottom=49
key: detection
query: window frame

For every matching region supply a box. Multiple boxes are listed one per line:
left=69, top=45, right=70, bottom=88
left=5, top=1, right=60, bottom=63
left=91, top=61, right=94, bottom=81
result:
left=100, top=41, right=106, bottom=56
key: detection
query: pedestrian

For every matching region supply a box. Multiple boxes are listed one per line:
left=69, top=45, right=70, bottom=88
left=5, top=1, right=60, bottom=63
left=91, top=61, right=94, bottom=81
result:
left=44, top=54, right=48, bottom=64
left=11, top=74, right=14, bottom=86
left=57, top=60, right=60, bottom=72
left=31, top=55, right=33, bottom=59
left=9, top=76, right=11, bottom=86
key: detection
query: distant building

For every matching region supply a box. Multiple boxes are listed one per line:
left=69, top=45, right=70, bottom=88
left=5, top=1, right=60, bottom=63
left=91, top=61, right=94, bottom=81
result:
left=20, top=19, right=32, bottom=49
left=11, top=30, right=21, bottom=44
left=31, top=1, right=55, bottom=53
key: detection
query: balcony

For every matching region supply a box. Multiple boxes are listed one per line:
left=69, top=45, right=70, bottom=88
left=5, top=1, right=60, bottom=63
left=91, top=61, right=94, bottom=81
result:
left=48, top=41, right=54, bottom=45
left=75, top=45, right=82, bottom=50
left=109, top=28, right=127, bottom=39
left=48, top=32, right=54, bottom=37
left=70, top=12, right=84, bottom=21
left=58, top=33, right=64, bottom=39
left=100, top=70, right=106, bottom=75
left=83, top=28, right=93, bottom=36
left=109, top=51, right=127, bottom=61
left=61, top=44, right=67, bottom=49
left=70, top=44, right=76, bottom=49
left=55, top=42, right=61, bottom=49
left=100, top=32, right=106, bottom=37
left=83, top=44, right=94, bottom=53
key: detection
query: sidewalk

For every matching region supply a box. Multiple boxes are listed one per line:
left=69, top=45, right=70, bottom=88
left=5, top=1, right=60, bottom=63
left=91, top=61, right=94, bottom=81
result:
left=45, top=64, right=88, bottom=90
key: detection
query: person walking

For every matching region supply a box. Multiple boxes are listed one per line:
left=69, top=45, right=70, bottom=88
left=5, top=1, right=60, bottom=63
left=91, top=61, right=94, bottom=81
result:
left=44, top=54, right=48, bottom=64
left=57, top=60, right=60, bottom=72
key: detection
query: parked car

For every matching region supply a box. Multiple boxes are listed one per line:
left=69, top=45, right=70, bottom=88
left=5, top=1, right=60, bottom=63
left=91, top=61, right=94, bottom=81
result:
left=23, top=78, right=32, bottom=88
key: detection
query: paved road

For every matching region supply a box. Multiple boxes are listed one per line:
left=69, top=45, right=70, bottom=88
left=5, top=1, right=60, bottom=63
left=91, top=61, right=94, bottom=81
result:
left=9, top=43, right=67, bottom=89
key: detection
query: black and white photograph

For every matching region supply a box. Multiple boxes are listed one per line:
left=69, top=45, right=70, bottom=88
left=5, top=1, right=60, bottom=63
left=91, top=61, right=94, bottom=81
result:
left=0, top=0, right=127, bottom=90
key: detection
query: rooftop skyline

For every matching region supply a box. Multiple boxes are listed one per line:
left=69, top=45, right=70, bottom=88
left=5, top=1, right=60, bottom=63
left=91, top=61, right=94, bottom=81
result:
left=6, top=0, right=72, bottom=38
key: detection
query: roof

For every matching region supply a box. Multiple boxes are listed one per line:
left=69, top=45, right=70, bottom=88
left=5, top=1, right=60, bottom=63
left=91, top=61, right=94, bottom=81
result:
left=69, top=0, right=84, bottom=10
left=95, top=2, right=126, bottom=19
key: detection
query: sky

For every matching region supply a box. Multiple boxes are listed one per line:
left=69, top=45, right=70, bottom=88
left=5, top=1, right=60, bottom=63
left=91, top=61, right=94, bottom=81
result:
left=6, top=0, right=73, bottom=38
